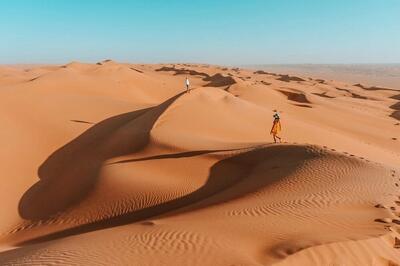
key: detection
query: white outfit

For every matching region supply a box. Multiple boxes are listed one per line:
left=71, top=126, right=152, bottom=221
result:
left=185, top=78, right=190, bottom=92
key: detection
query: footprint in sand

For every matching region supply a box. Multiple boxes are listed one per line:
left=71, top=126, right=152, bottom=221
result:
left=394, top=237, right=400, bottom=248
left=389, top=226, right=400, bottom=234
left=375, top=218, right=392, bottom=224
left=392, top=219, right=400, bottom=225
left=375, top=218, right=400, bottom=225
left=141, top=221, right=156, bottom=226
left=384, top=225, right=392, bottom=231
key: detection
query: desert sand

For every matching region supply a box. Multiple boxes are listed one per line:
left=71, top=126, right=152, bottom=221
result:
left=249, top=64, right=400, bottom=91
left=0, top=60, right=399, bottom=265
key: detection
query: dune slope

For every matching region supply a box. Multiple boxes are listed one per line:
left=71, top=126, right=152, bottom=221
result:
left=0, top=62, right=399, bottom=265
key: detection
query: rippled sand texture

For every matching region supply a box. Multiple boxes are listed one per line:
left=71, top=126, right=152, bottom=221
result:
left=0, top=61, right=399, bottom=265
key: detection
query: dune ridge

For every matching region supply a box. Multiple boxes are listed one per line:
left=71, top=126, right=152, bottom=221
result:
left=0, top=61, right=399, bottom=265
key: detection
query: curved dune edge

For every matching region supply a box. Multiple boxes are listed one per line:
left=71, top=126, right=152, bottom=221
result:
left=274, top=233, right=400, bottom=266
left=1, top=62, right=400, bottom=265
left=0, top=144, right=399, bottom=265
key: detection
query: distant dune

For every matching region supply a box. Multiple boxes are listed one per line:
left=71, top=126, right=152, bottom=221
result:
left=248, top=64, right=400, bottom=91
left=0, top=61, right=399, bottom=265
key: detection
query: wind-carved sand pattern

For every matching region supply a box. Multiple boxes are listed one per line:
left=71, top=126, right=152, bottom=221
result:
left=0, top=62, right=400, bottom=265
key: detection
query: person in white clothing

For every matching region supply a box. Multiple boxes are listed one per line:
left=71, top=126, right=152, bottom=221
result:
left=185, top=77, right=190, bottom=93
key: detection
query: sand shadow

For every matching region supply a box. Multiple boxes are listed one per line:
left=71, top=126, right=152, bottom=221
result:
left=70, top=120, right=95, bottom=124
left=253, top=71, right=305, bottom=82
left=312, top=92, right=335, bottom=99
left=155, top=66, right=235, bottom=88
left=203, top=73, right=236, bottom=87
left=390, top=102, right=400, bottom=111
left=260, top=81, right=272, bottom=86
left=354, top=83, right=399, bottom=92
left=254, top=70, right=278, bottom=76
left=155, top=66, right=209, bottom=79
left=277, top=89, right=311, bottom=104
left=108, top=148, right=242, bottom=165
left=390, top=95, right=400, bottom=120
left=293, top=104, right=312, bottom=108
left=18, top=144, right=317, bottom=245
left=314, top=79, right=325, bottom=84
left=276, top=75, right=305, bottom=82
left=18, top=92, right=185, bottom=221
left=391, top=111, right=400, bottom=121
left=130, top=68, right=144, bottom=73
left=391, top=94, right=400, bottom=100
left=335, top=87, right=370, bottom=100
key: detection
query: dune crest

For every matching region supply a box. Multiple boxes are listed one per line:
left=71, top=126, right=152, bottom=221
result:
left=0, top=62, right=399, bottom=265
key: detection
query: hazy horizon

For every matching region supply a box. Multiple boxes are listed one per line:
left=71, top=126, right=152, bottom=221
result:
left=3, top=62, right=400, bottom=67
left=3, top=61, right=400, bottom=64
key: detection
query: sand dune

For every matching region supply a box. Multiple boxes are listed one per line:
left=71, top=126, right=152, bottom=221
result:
left=250, top=64, right=400, bottom=90
left=0, top=62, right=399, bottom=265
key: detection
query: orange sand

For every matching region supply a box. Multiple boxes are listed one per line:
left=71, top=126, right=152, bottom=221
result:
left=0, top=61, right=399, bottom=265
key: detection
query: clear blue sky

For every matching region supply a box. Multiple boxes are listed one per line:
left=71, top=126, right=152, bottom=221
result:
left=1, top=0, right=399, bottom=64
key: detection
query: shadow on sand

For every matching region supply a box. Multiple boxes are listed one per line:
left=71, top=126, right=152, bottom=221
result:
left=19, top=144, right=316, bottom=245
left=18, top=92, right=185, bottom=221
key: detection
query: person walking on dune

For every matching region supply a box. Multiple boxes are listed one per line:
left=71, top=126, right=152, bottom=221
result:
left=270, top=112, right=282, bottom=143
left=185, top=77, right=190, bottom=93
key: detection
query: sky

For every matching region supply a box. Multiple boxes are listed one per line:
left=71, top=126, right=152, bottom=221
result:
left=0, top=0, right=399, bottom=65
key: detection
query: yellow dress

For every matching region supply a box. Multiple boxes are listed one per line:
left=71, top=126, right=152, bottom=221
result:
left=270, top=119, right=281, bottom=135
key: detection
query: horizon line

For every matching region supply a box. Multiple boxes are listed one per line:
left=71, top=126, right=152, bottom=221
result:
left=2, top=61, right=400, bottom=67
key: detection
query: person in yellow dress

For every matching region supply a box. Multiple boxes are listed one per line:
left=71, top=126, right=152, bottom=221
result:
left=270, top=112, right=282, bottom=143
